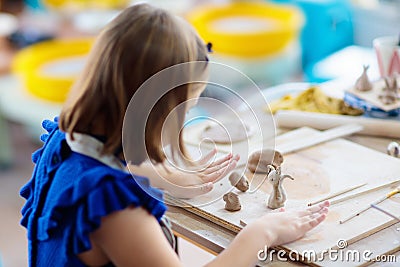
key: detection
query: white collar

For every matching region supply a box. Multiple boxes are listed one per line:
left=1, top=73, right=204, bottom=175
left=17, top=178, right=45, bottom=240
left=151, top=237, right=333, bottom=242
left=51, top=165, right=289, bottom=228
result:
left=66, top=133, right=126, bottom=171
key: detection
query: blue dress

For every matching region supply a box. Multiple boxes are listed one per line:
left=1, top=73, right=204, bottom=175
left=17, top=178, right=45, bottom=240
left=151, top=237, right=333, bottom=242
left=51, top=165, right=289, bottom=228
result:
left=20, top=118, right=167, bottom=266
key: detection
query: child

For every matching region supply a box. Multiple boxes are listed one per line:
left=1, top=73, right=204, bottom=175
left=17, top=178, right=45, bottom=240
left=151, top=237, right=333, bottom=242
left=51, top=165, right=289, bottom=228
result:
left=20, top=3, right=329, bottom=266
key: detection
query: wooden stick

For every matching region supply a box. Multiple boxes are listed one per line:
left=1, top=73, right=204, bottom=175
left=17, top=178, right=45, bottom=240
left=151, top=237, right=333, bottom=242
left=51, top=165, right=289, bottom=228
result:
left=307, top=183, right=367, bottom=206
left=277, top=124, right=363, bottom=155
left=371, top=204, right=400, bottom=222
left=339, top=187, right=400, bottom=224
left=330, top=179, right=400, bottom=205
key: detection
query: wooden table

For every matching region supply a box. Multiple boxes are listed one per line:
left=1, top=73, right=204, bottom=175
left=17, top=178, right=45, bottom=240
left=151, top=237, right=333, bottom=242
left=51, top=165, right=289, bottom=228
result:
left=166, top=134, right=400, bottom=267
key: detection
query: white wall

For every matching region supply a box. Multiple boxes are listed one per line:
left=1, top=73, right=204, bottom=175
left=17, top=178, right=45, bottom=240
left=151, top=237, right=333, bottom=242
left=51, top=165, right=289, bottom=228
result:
left=351, top=1, right=400, bottom=47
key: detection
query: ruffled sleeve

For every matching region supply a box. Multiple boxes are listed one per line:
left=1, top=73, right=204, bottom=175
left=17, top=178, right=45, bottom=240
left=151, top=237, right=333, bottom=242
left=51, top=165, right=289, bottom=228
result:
left=37, top=167, right=167, bottom=255
left=20, top=117, right=167, bottom=262
left=21, top=117, right=61, bottom=232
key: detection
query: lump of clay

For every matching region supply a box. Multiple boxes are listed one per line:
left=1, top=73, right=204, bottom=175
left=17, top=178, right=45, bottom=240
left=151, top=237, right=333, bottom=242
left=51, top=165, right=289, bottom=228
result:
left=229, top=172, right=249, bottom=192
left=355, top=65, right=373, bottom=92
left=267, top=166, right=294, bottom=209
left=247, top=149, right=283, bottom=173
left=223, top=192, right=241, bottom=212
left=379, top=77, right=399, bottom=105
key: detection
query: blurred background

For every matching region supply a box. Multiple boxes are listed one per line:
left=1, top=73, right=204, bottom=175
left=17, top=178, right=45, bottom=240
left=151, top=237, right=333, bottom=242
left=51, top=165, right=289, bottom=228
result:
left=0, top=0, right=399, bottom=266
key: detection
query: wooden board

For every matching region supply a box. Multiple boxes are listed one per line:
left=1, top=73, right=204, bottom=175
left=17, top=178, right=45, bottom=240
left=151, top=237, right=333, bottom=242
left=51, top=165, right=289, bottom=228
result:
left=320, top=222, right=400, bottom=267
left=346, top=77, right=400, bottom=112
left=177, top=127, right=400, bottom=266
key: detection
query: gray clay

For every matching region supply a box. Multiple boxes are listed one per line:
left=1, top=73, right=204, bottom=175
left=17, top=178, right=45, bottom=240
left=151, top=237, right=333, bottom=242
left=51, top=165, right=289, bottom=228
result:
left=379, top=77, right=399, bottom=105
left=387, top=141, right=400, bottom=158
left=247, top=149, right=283, bottom=174
left=229, top=172, right=249, bottom=192
left=223, top=192, right=241, bottom=212
left=267, top=165, right=294, bottom=209
left=355, top=65, right=373, bottom=92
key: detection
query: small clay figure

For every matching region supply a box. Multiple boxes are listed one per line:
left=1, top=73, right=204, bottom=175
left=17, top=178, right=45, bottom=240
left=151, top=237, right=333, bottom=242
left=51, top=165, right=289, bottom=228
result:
left=223, top=192, right=241, bottom=211
left=355, top=65, right=373, bottom=92
left=379, top=77, right=399, bottom=105
left=387, top=141, right=400, bottom=158
left=267, top=165, right=294, bottom=209
left=229, top=172, right=249, bottom=192
left=247, top=149, right=283, bottom=173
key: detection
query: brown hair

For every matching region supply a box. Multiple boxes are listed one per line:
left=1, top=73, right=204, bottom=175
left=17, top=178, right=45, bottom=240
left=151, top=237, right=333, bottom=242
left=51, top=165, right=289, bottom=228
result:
left=59, top=3, right=208, bottom=164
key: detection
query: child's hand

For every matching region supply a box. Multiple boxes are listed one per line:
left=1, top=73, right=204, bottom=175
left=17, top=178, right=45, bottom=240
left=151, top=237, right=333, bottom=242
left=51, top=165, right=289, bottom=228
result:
left=210, top=201, right=329, bottom=267
left=161, top=150, right=240, bottom=198
left=180, top=149, right=240, bottom=186
left=241, top=201, right=329, bottom=247
left=128, top=149, right=240, bottom=199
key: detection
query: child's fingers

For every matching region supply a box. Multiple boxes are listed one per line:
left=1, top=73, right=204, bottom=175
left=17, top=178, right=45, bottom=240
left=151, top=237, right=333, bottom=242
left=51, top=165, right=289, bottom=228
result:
left=300, top=207, right=328, bottom=223
left=169, top=182, right=214, bottom=199
left=303, top=213, right=327, bottom=231
left=299, top=201, right=330, bottom=216
left=200, top=182, right=214, bottom=193
left=197, top=148, right=218, bottom=165
left=201, top=158, right=238, bottom=183
left=308, top=201, right=330, bottom=211
left=232, top=154, right=240, bottom=161
left=200, top=171, right=220, bottom=183
left=218, top=158, right=238, bottom=177
left=202, top=158, right=231, bottom=174
left=208, top=153, right=233, bottom=167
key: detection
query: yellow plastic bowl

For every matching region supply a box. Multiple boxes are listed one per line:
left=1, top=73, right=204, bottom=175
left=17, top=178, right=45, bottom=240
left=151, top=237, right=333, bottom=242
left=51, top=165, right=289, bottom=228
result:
left=187, top=2, right=304, bottom=58
left=43, top=0, right=128, bottom=9
left=12, top=38, right=93, bottom=102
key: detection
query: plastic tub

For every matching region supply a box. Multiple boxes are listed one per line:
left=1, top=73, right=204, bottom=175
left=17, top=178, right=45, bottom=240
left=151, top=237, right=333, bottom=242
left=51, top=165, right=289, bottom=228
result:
left=187, top=1, right=304, bottom=58
left=186, top=2, right=304, bottom=86
left=12, top=38, right=93, bottom=102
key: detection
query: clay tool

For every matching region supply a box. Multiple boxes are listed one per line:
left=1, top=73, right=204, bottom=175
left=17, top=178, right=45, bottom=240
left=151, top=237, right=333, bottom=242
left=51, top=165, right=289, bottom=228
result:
left=371, top=204, right=400, bottom=222
left=307, top=182, right=367, bottom=206
left=339, top=187, right=400, bottom=224
left=330, top=179, right=400, bottom=205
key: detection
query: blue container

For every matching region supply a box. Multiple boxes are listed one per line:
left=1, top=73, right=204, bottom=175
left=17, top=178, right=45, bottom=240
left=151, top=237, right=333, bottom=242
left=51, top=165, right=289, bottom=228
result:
left=344, top=92, right=400, bottom=118
left=25, top=0, right=45, bottom=10
left=271, top=0, right=354, bottom=71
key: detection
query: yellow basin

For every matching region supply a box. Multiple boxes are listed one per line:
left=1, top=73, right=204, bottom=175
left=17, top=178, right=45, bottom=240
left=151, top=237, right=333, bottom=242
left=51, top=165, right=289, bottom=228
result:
left=12, top=38, right=93, bottom=102
left=187, top=2, right=304, bottom=58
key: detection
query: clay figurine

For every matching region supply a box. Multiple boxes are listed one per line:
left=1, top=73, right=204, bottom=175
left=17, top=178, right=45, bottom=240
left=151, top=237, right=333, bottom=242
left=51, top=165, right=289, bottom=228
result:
left=247, top=149, right=283, bottom=174
left=387, top=141, right=399, bottom=158
left=379, top=77, right=399, bottom=105
left=223, top=192, right=241, bottom=212
left=355, top=65, right=373, bottom=92
left=228, top=172, right=249, bottom=192
left=267, top=165, right=294, bottom=209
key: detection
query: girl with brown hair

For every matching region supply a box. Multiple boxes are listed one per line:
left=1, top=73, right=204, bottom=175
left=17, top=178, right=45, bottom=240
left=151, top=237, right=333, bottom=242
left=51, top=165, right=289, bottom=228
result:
left=20, top=3, right=328, bottom=266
